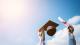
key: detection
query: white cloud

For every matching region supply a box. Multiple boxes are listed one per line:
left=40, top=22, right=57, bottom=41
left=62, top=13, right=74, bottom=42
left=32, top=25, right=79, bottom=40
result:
left=68, top=16, right=80, bottom=25
left=47, top=16, right=80, bottom=45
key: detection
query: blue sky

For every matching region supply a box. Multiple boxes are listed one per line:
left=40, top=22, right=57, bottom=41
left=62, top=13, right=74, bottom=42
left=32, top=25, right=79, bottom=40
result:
left=0, top=0, right=80, bottom=45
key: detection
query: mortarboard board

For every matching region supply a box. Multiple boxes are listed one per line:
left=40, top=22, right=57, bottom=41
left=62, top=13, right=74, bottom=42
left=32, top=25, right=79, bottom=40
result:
left=39, top=20, right=59, bottom=36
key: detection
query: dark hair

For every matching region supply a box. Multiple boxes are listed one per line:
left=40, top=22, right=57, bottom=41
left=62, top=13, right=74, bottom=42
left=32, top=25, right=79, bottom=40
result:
left=47, top=28, right=56, bottom=36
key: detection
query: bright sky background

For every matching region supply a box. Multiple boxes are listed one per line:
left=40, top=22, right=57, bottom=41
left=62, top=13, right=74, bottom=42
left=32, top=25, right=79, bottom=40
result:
left=0, top=0, right=80, bottom=45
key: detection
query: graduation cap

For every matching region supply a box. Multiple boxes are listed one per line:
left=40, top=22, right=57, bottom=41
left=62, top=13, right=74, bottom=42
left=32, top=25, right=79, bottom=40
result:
left=39, top=20, right=59, bottom=36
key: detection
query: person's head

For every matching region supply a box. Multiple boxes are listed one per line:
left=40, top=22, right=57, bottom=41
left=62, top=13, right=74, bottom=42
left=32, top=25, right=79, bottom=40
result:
left=47, top=26, right=56, bottom=36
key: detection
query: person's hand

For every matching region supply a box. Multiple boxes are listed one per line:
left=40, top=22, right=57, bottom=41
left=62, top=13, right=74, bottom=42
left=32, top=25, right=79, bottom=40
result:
left=68, top=26, right=74, bottom=33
